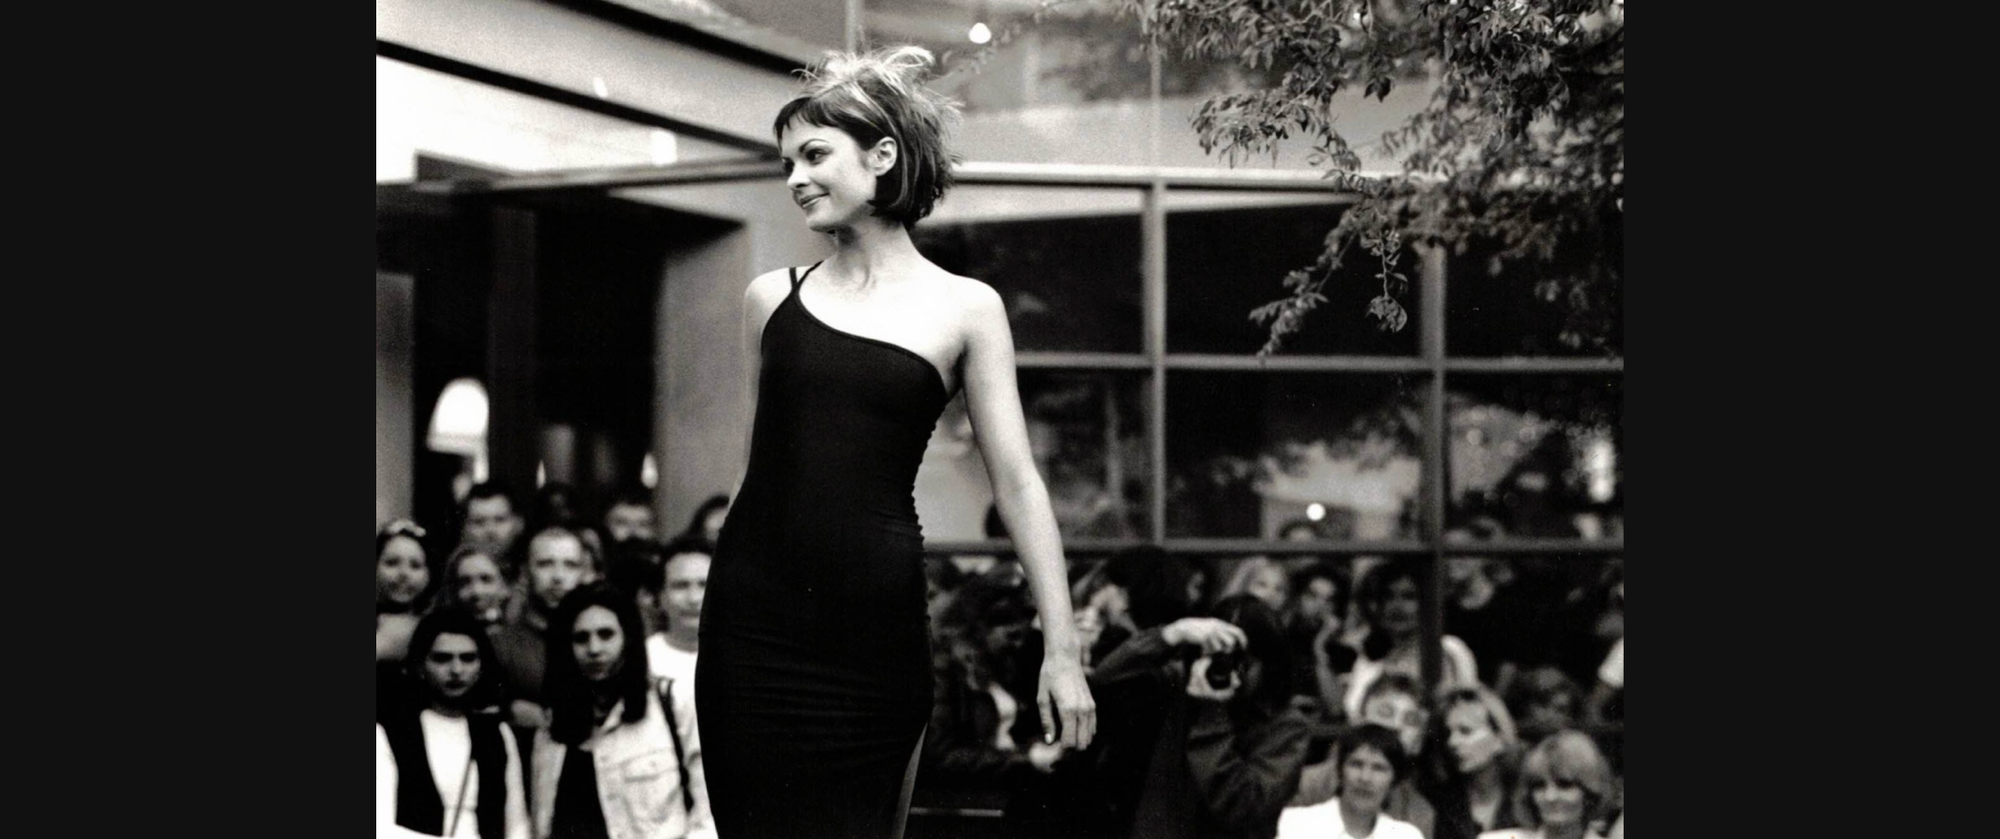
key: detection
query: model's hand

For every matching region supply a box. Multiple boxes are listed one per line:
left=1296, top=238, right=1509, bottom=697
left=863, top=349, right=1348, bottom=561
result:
left=1038, top=655, right=1096, bottom=750
left=1161, top=617, right=1247, bottom=655
left=1185, top=655, right=1240, bottom=704
left=1026, top=741, right=1064, bottom=773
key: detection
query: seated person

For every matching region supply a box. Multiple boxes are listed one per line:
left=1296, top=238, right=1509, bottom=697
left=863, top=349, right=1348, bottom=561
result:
left=1276, top=724, right=1424, bottom=839
left=1477, top=730, right=1619, bottom=839
left=1295, top=673, right=1438, bottom=837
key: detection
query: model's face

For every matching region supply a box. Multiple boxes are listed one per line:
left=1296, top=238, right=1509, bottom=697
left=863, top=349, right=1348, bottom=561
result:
left=452, top=553, right=509, bottom=623
left=571, top=605, right=627, bottom=683
left=1338, top=744, right=1397, bottom=814
left=604, top=504, right=656, bottom=544
left=1530, top=774, right=1589, bottom=828
left=422, top=633, right=482, bottom=705
left=1246, top=566, right=1289, bottom=611
left=661, top=553, right=710, bottom=632
left=377, top=536, right=429, bottom=607
left=1378, top=577, right=1421, bottom=636
left=462, top=497, right=520, bottom=552
left=780, top=120, right=892, bottom=233
left=528, top=534, right=591, bottom=611
left=1362, top=692, right=1429, bottom=756
left=1445, top=702, right=1505, bottom=774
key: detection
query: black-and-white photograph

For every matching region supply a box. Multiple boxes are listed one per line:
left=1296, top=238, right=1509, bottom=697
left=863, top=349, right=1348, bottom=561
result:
left=376, top=2, right=1623, bottom=837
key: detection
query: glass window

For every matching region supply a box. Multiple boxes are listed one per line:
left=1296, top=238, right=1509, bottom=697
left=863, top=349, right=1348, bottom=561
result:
left=916, top=370, right=1151, bottom=541
left=915, top=184, right=1145, bottom=353
left=1167, top=193, right=1421, bottom=356
left=1166, top=372, right=1427, bottom=539
left=1444, top=376, right=1622, bottom=540
left=1443, top=239, right=1623, bottom=357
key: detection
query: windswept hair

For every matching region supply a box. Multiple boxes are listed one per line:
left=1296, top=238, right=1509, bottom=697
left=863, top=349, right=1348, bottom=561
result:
left=433, top=542, right=515, bottom=620
left=774, top=44, right=963, bottom=228
left=1436, top=685, right=1522, bottom=770
left=1514, top=730, right=1618, bottom=829
left=545, top=583, right=652, bottom=746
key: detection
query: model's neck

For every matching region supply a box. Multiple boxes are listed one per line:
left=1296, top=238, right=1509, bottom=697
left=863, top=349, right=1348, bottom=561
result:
left=824, top=222, right=921, bottom=282
left=1338, top=799, right=1378, bottom=838
left=1467, top=760, right=1504, bottom=797
left=426, top=700, right=467, bottom=718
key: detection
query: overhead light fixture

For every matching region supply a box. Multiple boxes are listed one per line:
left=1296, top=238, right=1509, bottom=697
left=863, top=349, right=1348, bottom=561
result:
left=641, top=453, right=659, bottom=489
left=1306, top=502, right=1327, bottom=522
left=427, top=377, right=490, bottom=484
left=968, top=21, right=992, bottom=44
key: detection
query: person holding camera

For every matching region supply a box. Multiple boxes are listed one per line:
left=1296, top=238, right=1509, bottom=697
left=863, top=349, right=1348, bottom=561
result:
left=1083, top=593, right=1314, bottom=839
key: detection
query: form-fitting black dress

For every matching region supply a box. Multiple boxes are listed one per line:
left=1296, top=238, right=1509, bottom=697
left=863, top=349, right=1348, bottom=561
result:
left=696, top=262, right=952, bottom=839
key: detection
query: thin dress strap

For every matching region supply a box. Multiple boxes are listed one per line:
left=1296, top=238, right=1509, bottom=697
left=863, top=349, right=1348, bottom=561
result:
left=791, top=260, right=824, bottom=293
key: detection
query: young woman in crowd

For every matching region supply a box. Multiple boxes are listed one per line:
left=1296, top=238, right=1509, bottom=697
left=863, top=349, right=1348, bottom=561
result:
left=1275, top=723, right=1424, bottom=839
left=377, top=611, right=529, bottom=838
left=1476, top=731, right=1620, bottom=839
left=378, top=519, right=437, bottom=663
left=1342, top=558, right=1480, bottom=720
left=1424, top=686, right=1527, bottom=839
left=1220, top=556, right=1291, bottom=613
left=532, top=583, right=712, bottom=839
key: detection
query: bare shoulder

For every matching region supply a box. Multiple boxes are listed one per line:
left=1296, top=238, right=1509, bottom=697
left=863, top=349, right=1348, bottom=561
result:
left=932, top=269, right=1007, bottom=324
left=745, top=267, right=794, bottom=308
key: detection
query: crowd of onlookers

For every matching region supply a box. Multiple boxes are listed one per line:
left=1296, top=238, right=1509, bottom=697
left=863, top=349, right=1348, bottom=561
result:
left=376, top=482, right=1623, bottom=839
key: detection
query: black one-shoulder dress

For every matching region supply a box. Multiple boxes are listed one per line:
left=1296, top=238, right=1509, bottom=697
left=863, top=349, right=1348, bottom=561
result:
left=696, top=262, right=953, bottom=838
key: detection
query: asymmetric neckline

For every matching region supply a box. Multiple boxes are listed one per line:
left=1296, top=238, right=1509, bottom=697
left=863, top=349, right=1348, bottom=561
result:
left=788, top=261, right=951, bottom=398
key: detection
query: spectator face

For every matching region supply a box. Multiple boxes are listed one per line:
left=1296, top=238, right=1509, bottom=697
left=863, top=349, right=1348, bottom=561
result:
left=1529, top=775, right=1589, bottom=830
left=453, top=552, right=510, bottom=623
left=1298, top=576, right=1340, bottom=630
left=1337, top=743, right=1397, bottom=815
left=1361, top=691, right=1429, bottom=756
left=571, top=605, right=626, bottom=683
left=1523, top=690, right=1578, bottom=739
left=1378, top=576, right=1421, bottom=637
left=463, top=496, right=521, bottom=552
left=1445, top=701, right=1506, bottom=774
left=1245, top=565, right=1288, bottom=611
left=421, top=632, right=482, bottom=706
left=1087, top=583, right=1129, bottom=624
left=377, top=535, right=429, bottom=609
left=661, top=551, right=711, bottom=633
left=528, top=533, right=591, bottom=612
left=605, top=502, right=656, bottom=544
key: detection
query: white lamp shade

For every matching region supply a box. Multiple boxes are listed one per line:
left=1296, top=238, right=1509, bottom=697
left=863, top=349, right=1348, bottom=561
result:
left=426, top=377, right=489, bottom=457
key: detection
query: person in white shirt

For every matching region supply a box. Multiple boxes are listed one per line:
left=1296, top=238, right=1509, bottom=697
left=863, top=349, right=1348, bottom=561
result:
left=1277, top=724, right=1424, bottom=839
left=645, top=537, right=712, bottom=686
left=533, top=583, right=714, bottom=839
left=377, top=612, right=530, bottom=839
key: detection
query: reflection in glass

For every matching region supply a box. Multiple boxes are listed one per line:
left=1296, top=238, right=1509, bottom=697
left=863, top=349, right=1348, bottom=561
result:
left=1167, top=196, right=1420, bottom=356
left=1444, top=376, right=1621, bottom=539
left=1444, top=237, right=1623, bottom=357
left=1167, top=372, right=1426, bottom=539
left=915, top=185, right=1144, bottom=352
left=915, top=371, right=1150, bottom=541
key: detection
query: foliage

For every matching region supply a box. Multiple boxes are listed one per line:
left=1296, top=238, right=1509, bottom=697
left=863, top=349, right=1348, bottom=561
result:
left=1109, top=0, right=1624, bottom=354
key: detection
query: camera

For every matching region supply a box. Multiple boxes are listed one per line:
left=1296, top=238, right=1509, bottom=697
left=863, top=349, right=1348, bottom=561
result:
left=1204, top=650, right=1240, bottom=689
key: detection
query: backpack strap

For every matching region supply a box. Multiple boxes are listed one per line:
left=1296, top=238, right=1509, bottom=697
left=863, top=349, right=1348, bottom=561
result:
left=655, top=677, right=695, bottom=815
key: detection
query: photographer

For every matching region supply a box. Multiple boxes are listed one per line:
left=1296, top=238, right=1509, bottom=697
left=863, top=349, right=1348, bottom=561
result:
left=1084, top=593, right=1314, bottom=839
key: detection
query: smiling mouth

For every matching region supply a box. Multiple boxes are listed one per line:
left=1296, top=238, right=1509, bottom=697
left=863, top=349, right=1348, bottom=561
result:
left=797, top=195, right=825, bottom=209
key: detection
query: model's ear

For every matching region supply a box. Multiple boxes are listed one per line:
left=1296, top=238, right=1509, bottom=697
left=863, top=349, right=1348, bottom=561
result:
left=869, top=137, right=898, bottom=176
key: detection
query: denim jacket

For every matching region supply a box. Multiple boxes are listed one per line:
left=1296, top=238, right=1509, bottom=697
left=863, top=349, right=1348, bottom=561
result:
left=530, top=678, right=714, bottom=839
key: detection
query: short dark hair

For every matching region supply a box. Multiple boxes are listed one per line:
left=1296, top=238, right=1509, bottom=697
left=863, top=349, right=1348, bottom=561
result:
left=774, top=45, right=961, bottom=228
left=1356, top=557, right=1428, bottom=660
left=683, top=494, right=731, bottom=540
left=526, top=524, right=601, bottom=575
left=545, top=583, right=652, bottom=746
left=462, top=481, right=517, bottom=514
left=404, top=611, right=504, bottom=710
left=1337, top=723, right=1411, bottom=785
left=605, top=486, right=654, bottom=515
